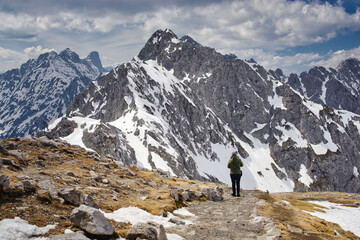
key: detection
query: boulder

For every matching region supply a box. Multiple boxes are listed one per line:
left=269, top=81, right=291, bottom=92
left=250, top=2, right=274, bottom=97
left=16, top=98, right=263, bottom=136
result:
left=205, top=187, right=223, bottom=202
left=83, top=194, right=99, bottom=209
left=22, top=180, right=37, bottom=193
left=0, top=144, right=9, bottom=155
left=58, top=189, right=85, bottom=206
left=0, top=174, right=10, bottom=192
left=70, top=205, right=114, bottom=236
left=58, top=188, right=99, bottom=208
left=37, top=179, right=61, bottom=202
left=126, top=221, right=168, bottom=240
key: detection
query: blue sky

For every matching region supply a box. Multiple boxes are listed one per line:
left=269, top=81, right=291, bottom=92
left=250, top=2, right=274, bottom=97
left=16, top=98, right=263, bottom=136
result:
left=0, top=0, right=359, bottom=74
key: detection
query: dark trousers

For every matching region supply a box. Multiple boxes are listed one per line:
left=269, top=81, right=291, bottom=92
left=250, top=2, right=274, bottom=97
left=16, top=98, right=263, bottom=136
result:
left=230, top=173, right=242, bottom=196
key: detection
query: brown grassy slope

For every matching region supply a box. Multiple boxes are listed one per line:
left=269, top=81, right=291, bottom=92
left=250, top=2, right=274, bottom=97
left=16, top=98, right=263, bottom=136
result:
left=0, top=137, right=219, bottom=237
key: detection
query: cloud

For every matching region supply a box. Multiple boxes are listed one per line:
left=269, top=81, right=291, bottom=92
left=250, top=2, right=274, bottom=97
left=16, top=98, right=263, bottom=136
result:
left=222, top=48, right=322, bottom=74
left=222, top=45, right=360, bottom=75
left=0, top=46, right=55, bottom=72
left=24, top=46, right=55, bottom=59
left=1, top=0, right=359, bottom=49
left=0, top=0, right=359, bottom=74
left=309, top=46, right=360, bottom=68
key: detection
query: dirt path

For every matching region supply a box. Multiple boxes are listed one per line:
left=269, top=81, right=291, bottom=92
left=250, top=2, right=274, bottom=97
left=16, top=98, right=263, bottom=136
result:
left=167, top=189, right=280, bottom=240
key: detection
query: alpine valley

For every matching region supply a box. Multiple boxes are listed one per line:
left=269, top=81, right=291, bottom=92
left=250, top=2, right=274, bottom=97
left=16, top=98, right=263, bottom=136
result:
left=3, top=29, right=360, bottom=193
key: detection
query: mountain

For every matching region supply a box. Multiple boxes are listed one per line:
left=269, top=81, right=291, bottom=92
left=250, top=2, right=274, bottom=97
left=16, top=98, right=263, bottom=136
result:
left=43, top=29, right=360, bottom=193
left=0, top=49, right=107, bottom=138
left=270, top=58, right=360, bottom=115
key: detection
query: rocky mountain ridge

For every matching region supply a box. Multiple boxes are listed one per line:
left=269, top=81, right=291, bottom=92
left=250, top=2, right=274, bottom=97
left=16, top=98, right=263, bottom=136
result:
left=0, top=48, right=107, bottom=139
left=42, top=29, right=360, bottom=193
left=270, top=58, right=360, bottom=115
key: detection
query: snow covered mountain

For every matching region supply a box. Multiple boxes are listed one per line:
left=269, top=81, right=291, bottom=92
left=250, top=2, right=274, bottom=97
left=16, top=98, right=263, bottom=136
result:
left=270, top=58, right=360, bottom=115
left=0, top=49, right=107, bottom=138
left=44, top=29, right=360, bottom=193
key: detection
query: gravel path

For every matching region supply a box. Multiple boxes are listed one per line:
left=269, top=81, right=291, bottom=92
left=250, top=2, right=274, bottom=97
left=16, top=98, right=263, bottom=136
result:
left=167, top=190, right=280, bottom=240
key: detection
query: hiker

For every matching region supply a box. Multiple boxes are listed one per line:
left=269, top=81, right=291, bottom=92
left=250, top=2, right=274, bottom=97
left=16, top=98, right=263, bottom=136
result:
left=227, top=151, right=243, bottom=197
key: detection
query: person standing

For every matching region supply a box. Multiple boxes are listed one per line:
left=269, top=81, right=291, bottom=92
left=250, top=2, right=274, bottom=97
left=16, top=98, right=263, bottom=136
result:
left=227, top=152, right=243, bottom=197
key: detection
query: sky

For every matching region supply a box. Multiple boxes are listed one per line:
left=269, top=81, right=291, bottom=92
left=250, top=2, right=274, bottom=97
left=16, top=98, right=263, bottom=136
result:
left=0, top=0, right=359, bottom=75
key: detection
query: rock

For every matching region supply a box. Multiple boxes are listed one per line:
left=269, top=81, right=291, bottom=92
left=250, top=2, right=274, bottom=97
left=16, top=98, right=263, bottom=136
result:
left=0, top=159, right=2, bottom=169
left=62, top=170, right=78, bottom=177
left=48, top=231, right=90, bottom=240
left=0, top=157, right=21, bottom=170
left=102, top=178, right=109, bottom=184
left=22, top=180, right=37, bottom=193
left=84, top=194, right=99, bottom=209
left=0, top=144, right=9, bottom=155
left=58, top=188, right=85, bottom=206
left=57, top=189, right=98, bottom=208
left=170, top=189, right=183, bottom=202
left=126, top=221, right=168, bottom=240
left=70, top=205, right=115, bottom=236
left=169, top=218, right=185, bottom=225
left=37, top=179, right=59, bottom=201
left=205, top=188, right=223, bottom=202
left=0, top=174, right=10, bottom=192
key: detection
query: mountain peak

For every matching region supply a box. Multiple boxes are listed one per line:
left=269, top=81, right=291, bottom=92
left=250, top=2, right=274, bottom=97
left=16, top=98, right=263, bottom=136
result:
left=180, top=35, right=199, bottom=45
left=336, top=57, right=360, bottom=70
left=147, top=29, right=178, bottom=45
left=59, top=48, right=81, bottom=62
left=85, top=51, right=103, bottom=71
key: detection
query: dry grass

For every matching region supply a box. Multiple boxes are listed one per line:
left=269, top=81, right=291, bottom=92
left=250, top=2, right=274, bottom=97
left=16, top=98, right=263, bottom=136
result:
left=0, top=137, right=220, bottom=237
left=257, top=192, right=360, bottom=239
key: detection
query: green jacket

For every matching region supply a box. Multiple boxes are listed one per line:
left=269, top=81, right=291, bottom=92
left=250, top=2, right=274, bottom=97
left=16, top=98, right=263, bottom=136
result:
left=227, top=155, right=243, bottom=174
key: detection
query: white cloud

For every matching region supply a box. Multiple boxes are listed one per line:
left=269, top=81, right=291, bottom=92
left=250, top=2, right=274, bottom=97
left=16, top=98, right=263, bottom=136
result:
left=0, top=46, right=55, bottom=72
left=0, top=47, right=27, bottom=72
left=1, top=0, right=359, bottom=49
left=141, top=0, right=360, bottom=51
left=24, top=46, right=55, bottom=59
left=310, top=46, right=360, bottom=68
left=221, top=45, right=360, bottom=75
left=220, top=48, right=322, bottom=74
left=0, top=0, right=359, bottom=74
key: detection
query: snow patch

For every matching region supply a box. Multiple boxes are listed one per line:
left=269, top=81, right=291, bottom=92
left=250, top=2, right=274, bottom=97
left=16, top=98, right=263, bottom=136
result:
left=354, top=166, right=359, bottom=178
left=298, top=164, right=313, bottom=187
left=104, top=206, right=191, bottom=240
left=305, top=201, right=360, bottom=237
left=0, top=217, right=56, bottom=240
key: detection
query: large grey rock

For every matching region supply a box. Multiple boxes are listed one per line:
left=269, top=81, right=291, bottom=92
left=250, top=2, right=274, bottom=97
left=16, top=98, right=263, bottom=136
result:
left=0, top=174, right=10, bottom=192
left=205, top=187, right=224, bottom=202
left=70, top=205, right=114, bottom=236
left=126, top=221, right=168, bottom=240
left=58, top=189, right=85, bottom=206
left=58, top=188, right=99, bottom=208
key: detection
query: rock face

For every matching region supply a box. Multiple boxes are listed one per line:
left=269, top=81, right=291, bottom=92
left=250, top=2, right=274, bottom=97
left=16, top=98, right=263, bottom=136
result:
left=70, top=205, right=115, bottom=236
left=0, top=49, right=107, bottom=138
left=46, top=29, right=360, bottom=193
left=271, top=58, right=360, bottom=115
